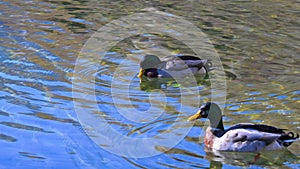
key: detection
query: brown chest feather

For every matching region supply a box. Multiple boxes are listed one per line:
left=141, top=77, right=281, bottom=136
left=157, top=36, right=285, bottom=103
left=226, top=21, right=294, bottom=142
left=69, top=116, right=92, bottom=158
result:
left=204, top=129, right=215, bottom=148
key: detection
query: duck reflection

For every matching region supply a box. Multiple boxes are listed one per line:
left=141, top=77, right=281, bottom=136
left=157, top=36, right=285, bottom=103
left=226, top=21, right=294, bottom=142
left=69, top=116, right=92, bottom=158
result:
left=138, top=65, right=236, bottom=92
left=139, top=76, right=210, bottom=91
left=205, top=147, right=299, bottom=167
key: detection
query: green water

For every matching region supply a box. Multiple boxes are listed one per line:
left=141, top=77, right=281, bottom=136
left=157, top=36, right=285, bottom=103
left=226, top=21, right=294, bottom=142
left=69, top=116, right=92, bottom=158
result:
left=0, top=0, right=299, bottom=168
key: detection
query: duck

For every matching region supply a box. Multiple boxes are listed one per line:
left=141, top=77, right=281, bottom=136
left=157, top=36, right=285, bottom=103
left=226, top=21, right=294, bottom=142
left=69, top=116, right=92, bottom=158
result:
left=188, top=102, right=299, bottom=152
left=137, top=54, right=213, bottom=79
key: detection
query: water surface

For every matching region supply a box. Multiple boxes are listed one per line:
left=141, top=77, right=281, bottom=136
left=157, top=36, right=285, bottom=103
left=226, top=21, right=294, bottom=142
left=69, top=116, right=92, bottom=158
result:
left=0, top=0, right=299, bottom=168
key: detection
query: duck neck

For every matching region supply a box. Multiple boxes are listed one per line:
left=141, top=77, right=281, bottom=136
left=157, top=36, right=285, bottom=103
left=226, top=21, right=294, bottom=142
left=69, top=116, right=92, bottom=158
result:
left=209, top=117, right=224, bottom=131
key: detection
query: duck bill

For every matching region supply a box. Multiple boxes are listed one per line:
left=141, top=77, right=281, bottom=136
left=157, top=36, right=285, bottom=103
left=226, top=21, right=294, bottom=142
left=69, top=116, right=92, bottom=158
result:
left=137, top=68, right=145, bottom=78
left=187, top=110, right=202, bottom=121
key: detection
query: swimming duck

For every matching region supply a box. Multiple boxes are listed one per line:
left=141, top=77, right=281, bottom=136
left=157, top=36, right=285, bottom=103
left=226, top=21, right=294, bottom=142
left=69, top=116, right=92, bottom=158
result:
left=188, top=102, right=299, bottom=152
left=138, top=54, right=213, bottom=79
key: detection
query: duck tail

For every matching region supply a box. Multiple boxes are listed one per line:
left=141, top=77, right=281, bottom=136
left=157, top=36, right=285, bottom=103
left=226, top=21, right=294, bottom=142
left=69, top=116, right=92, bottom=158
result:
left=278, top=132, right=299, bottom=147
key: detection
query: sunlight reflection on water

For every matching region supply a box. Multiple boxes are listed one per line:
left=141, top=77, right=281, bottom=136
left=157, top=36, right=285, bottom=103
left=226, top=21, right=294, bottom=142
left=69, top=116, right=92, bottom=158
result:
left=0, top=0, right=299, bottom=168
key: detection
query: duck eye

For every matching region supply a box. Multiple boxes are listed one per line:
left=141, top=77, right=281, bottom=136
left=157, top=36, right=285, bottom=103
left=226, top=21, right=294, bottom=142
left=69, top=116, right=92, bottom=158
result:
left=200, top=110, right=207, bottom=115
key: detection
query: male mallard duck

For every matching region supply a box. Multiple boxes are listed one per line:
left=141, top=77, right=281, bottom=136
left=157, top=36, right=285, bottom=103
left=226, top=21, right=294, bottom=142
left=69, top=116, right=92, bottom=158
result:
left=138, top=54, right=213, bottom=79
left=188, top=102, right=299, bottom=152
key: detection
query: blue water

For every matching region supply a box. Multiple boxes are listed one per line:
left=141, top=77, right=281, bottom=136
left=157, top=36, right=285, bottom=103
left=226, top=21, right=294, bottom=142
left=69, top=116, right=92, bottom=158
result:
left=0, top=0, right=299, bottom=168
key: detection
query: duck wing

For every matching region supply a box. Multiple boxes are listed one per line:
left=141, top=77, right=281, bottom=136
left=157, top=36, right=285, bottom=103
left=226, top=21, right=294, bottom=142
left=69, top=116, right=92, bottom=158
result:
left=177, top=55, right=213, bottom=71
left=161, top=55, right=201, bottom=61
left=161, top=55, right=209, bottom=71
left=214, top=123, right=299, bottom=151
left=224, top=123, right=286, bottom=135
left=214, top=128, right=282, bottom=152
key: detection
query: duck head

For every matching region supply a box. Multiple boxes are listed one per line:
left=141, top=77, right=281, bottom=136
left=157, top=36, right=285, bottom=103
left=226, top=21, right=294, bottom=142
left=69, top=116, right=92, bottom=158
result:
left=138, top=55, right=163, bottom=78
left=188, top=102, right=224, bottom=130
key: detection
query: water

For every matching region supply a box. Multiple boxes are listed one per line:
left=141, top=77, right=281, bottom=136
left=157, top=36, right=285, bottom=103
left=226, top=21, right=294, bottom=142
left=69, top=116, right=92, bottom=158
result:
left=0, top=0, right=299, bottom=168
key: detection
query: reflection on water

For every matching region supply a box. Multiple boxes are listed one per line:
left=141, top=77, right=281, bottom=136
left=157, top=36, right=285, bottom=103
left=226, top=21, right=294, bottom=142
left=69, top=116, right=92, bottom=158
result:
left=139, top=76, right=211, bottom=91
left=206, top=149, right=299, bottom=167
left=0, top=0, right=299, bottom=168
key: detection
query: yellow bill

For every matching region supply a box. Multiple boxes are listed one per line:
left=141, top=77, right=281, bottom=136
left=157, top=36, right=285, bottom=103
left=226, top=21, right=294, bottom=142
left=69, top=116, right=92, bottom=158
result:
left=137, top=68, right=145, bottom=78
left=187, top=110, right=202, bottom=121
